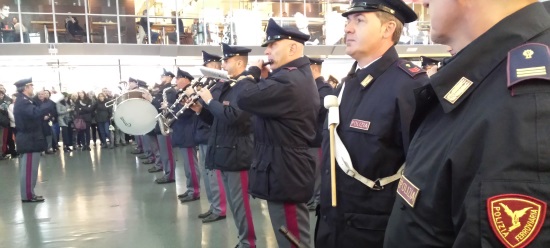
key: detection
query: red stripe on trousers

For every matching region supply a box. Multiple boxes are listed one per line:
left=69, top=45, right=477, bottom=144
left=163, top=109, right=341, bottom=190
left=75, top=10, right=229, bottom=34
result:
left=25, top=153, right=32, bottom=200
left=240, top=171, right=256, bottom=247
left=186, top=147, right=200, bottom=198
left=284, top=203, right=300, bottom=248
left=318, top=148, right=322, bottom=160
left=166, top=136, right=175, bottom=180
left=216, top=170, right=227, bottom=216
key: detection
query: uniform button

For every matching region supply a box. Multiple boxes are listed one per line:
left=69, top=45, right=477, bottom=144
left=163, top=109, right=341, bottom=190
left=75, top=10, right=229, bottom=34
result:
left=325, top=169, right=329, bottom=175
left=323, top=215, right=327, bottom=221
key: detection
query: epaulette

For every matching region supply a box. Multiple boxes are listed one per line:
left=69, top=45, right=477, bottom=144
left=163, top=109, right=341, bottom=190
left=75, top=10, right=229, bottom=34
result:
left=398, top=61, right=426, bottom=78
left=507, top=43, right=550, bottom=92
left=284, top=67, right=298, bottom=71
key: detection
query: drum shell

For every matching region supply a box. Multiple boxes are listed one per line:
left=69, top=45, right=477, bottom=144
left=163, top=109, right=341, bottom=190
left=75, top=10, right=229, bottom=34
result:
left=111, top=90, right=158, bottom=135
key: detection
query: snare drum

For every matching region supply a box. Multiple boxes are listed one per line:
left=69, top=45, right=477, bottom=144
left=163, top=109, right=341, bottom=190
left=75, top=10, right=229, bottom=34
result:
left=109, top=90, right=158, bottom=135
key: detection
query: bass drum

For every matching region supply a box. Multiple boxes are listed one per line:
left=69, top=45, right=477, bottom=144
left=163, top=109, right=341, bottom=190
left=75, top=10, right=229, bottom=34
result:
left=111, top=90, right=158, bottom=135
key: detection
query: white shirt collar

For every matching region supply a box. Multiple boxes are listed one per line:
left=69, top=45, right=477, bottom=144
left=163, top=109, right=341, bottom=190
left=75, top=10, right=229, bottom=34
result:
left=356, top=57, right=382, bottom=72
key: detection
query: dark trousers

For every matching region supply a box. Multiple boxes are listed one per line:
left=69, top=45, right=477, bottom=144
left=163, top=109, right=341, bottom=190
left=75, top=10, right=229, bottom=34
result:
left=97, top=121, right=110, bottom=144
left=77, top=123, right=91, bottom=148
left=90, top=123, right=98, bottom=144
left=6, top=127, right=15, bottom=155
left=61, top=126, right=73, bottom=147
left=53, top=123, right=60, bottom=145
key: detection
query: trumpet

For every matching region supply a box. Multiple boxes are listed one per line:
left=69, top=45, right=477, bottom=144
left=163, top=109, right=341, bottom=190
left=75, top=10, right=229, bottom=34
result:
left=157, top=77, right=205, bottom=136
left=158, top=78, right=217, bottom=136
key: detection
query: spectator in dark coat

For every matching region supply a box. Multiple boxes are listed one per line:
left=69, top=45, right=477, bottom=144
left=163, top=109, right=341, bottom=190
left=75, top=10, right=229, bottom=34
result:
left=95, top=93, right=112, bottom=148
left=75, top=91, right=94, bottom=151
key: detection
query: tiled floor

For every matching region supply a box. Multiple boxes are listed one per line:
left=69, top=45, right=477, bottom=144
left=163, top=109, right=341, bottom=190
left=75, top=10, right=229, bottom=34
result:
left=0, top=145, right=316, bottom=248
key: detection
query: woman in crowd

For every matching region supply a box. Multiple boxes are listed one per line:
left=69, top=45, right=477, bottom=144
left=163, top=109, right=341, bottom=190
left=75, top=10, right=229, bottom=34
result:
left=95, top=93, right=112, bottom=148
left=57, top=93, right=74, bottom=152
left=70, top=93, right=80, bottom=147
left=34, top=91, right=55, bottom=154
left=44, top=90, right=60, bottom=151
left=75, top=91, right=94, bottom=151
left=87, top=91, right=100, bottom=146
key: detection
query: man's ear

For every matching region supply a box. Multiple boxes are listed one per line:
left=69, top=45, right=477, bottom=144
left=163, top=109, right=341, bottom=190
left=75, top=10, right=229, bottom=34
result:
left=383, top=20, right=397, bottom=40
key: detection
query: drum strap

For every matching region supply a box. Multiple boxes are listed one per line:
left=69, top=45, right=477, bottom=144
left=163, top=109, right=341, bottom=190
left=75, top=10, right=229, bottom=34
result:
left=332, top=80, right=404, bottom=190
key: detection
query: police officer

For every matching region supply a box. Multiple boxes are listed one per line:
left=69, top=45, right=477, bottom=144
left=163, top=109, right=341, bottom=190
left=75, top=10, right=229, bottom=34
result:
left=237, top=18, right=319, bottom=248
left=315, top=0, right=428, bottom=247
left=306, top=57, right=333, bottom=212
left=144, top=69, right=177, bottom=184
left=385, top=1, right=550, bottom=247
left=14, top=78, right=50, bottom=202
left=420, top=56, right=440, bottom=77
left=170, top=68, right=201, bottom=202
left=190, top=43, right=256, bottom=247
left=194, top=50, right=228, bottom=222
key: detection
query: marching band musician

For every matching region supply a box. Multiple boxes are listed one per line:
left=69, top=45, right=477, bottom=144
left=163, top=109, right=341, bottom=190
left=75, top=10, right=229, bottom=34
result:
left=315, top=0, right=428, bottom=247
left=194, top=50, right=228, bottom=223
left=14, top=78, right=50, bottom=203
left=171, top=68, right=201, bottom=203
left=143, top=70, right=177, bottom=184
left=236, top=18, right=318, bottom=248
left=129, top=78, right=158, bottom=168
left=306, top=57, right=333, bottom=212
left=188, top=43, right=256, bottom=247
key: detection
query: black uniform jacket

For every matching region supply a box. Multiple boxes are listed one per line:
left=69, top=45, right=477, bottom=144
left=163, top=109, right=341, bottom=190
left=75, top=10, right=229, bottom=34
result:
left=14, top=93, right=50, bottom=153
left=385, top=3, right=550, bottom=248
left=195, top=79, right=223, bottom=145
left=198, top=71, right=253, bottom=172
left=171, top=103, right=197, bottom=148
left=311, top=76, right=333, bottom=148
left=316, top=46, right=428, bottom=248
left=237, top=56, right=320, bottom=203
left=152, top=83, right=178, bottom=135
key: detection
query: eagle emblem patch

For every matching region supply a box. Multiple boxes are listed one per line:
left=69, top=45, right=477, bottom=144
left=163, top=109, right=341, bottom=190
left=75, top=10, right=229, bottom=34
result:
left=487, top=194, right=546, bottom=248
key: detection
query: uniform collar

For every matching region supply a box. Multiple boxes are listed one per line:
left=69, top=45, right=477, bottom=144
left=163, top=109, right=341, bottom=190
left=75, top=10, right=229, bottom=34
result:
left=430, top=2, right=550, bottom=113
left=352, top=46, right=399, bottom=88
left=271, top=56, right=310, bottom=75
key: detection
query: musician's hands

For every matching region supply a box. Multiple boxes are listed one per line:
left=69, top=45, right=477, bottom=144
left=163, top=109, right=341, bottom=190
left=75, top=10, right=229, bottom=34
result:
left=44, top=115, right=50, bottom=120
left=256, top=59, right=270, bottom=79
left=189, top=101, right=203, bottom=114
left=160, top=102, right=168, bottom=110
left=142, top=92, right=153, bottom=102
left=184, top=86, right=195, bottom=97
left=197, top=88, right=213, bottom=104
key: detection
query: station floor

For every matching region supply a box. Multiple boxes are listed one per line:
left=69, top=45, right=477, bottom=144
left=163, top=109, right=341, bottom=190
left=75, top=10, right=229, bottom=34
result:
left=0, top=144, right=316, bottom=248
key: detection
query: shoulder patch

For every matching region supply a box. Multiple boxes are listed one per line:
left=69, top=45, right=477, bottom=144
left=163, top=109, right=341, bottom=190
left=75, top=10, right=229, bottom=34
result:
left=284, top=67, right=298, bottom=71
left=507, top=43, right=550, bottom=91
left=487, top=194, right=546, bottom=248
left=398, top=61, right=425, bottom=78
